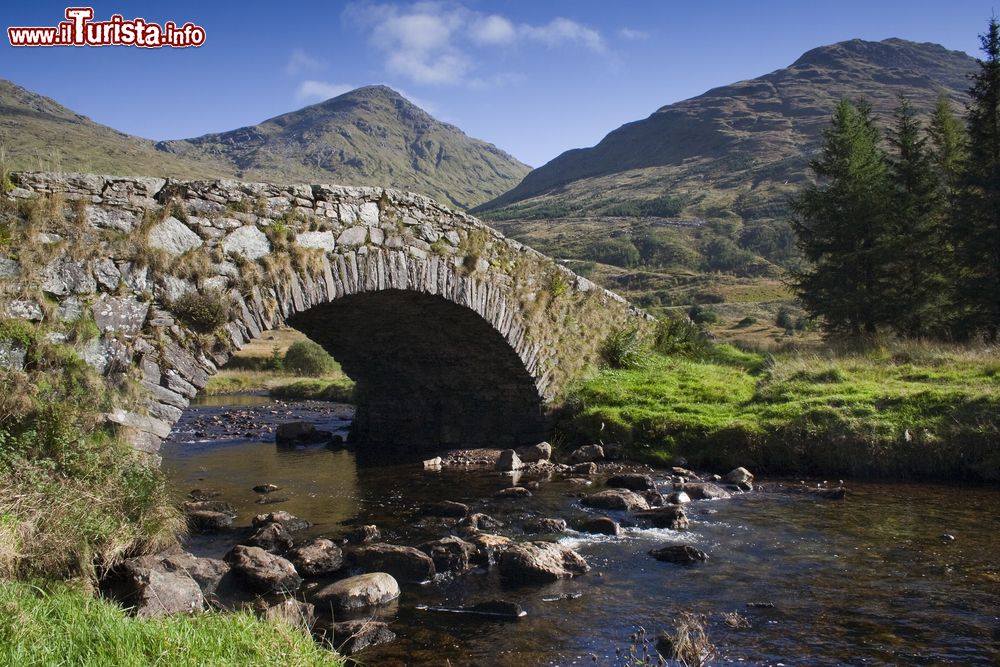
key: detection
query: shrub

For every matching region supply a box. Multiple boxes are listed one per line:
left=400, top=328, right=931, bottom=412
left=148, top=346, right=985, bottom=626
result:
left=600, top=325, right=646, bottom=369
left=171, top=289, right=233, bottom=333
left=776, top=306, right=795, bottom=330
left=283, top=340, right=336, bottom=376
left=688, top=304, right=719, bottom=325
left=653, top=316, right=712, bottom=357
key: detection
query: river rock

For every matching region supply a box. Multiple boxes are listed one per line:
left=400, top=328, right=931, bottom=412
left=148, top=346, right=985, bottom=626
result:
left=244, top=522, right=294, bottom=554
left=157, top=553, right=230, bottom=597
left=469, top=533, right=512, bottom=566
left=183, top=500, right=235, bottom=515
left=494, top=486, right=532, bottom=499
left=104, top=559, right=204, bottom=618
left=649, top=544, right=709, bottom=565
left=424, top=500, right=469, bottom=518
left=423, top=456, right=443, bottom=468
left=606, top=473, right=655, bottom=491
left=723, top=467, right=754, bottom=486
left=349, top=543, right=435, bottom=582
left=253, top=483, right=281, bottom=494
left=496, top=449, right=523, bottom=472
left=667, top=491, right=692, bottom=505
left=522, top=517, right=567, bottom=534
left=288, top=539, right=344, bottom=578
left=568, top=444, right=604, bottom=464
left=275, top=421, right=332, bottom=445
left=252, top=510, right=311, bottom=532
left=571, top=462, right=598, bottom=475
left=672, top=467, right=702, bottom=481
left=418, top=536, right=478, bottom=574
left=186, top=510, right=234, bottom=532
left=517, top=441, right=552, bottom=463
left=312, top=572, right=400, bottom=613
left=680, top=483, right=732, bottom=501
left=459, top=512, right=504, bottom=532
left=324, top=619, right=397, bottom=654
left=253, top=598, right=316, bottom=633
left=581, top=489, right=650, bottom=512
left=345, top=524, right=381, bottom=543
left=225, top=545, right=302, bottom=593
left=635, top=506, right=690, bottom=530
left=577, top=516, right=620, bottom=536
left=499, top=542, right=590, bottom=584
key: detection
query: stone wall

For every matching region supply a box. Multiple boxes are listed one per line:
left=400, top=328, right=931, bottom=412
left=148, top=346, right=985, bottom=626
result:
left=0, top=172, right=647, bottom=460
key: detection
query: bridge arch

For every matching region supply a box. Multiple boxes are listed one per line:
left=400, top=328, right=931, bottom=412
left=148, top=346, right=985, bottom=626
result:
left=0, top=172, right=646, bottom=460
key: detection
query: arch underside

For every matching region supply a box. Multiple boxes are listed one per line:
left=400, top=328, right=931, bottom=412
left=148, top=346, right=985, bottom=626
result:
left=287, top=289, right=548, bottom=461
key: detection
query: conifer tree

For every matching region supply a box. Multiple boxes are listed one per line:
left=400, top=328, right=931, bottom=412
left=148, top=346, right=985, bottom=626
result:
left=927, top=92, right=967, bottom=196
left=790, top=99, right=892, bottom=338
left=885, top=97, right=949, bottom=337
left=954, top=17, right=1000, bottom=339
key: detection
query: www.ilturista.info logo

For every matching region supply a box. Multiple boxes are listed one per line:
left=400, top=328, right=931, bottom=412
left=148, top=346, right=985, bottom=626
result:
left=7, top=7, right=205, bottom=48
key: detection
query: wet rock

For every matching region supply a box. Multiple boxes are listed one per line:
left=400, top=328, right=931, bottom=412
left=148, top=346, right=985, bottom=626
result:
left=469, top=533, right=512, bottom=566
left=649, top=544, right=709, bottom=565
left=495, top=449, right=523, bottom=472
left=568, top=444, right=604, bottom=464
left=418, top=536, right=478, bottom=574
left=581, top=489, right=650, bottom=512
left=571, top=462, right=598, bottom=475
left=345, top=524, right=380, bottom=544
left=156, top=553, right=230, bottom=598
left=522, top=517, right=567, bottom=534
left=577, top=516, right=620, bottom=536
left=634, top=506, right=690, bottom=531
left=253, top=483, right=280, bottom=494
left=424, top=500, right=469, bottom=518
left=183, top=500, right=235, bottom=515
left=723, top=467, right=754, bottom=486
left=667, top=491, right=692, bottom=505
left=252, top=511, right=311, bottom=532
left=565, top=477, right=593, bottom=486
left=275, top=421, right=331, bottom=446
left=517, top=441, right=552, bottom=463
left=606, top=473, right=654, bottom=491
left=672, top=467, right=702, bottom=481
left=253, top=598, right=315, bottom=633
left=288, top=539, right=344, bottom=578
left=244, top=522, right=294, bottom=554
left=680, top=483, right=732, bottom=501
left=499, top=542, right=590, bottom=584
left=644, top=490, right=665, bottom=507
left=312, top=572, right=400, bottom=613
left=460, top=513, right=504, bottom=532
left=324, top=619, right=396, bottom=654
left=469, top=600, right=525, bottom=618
left=254, top=496, right=290, bottom=505
left=224, top=545, right=302, bottom=593
left=103, top=558, right=204, bottom=618
left=423, top=456, right=443, bottom=468
left=494, top=486, right=532, bottom=499
left=349, top=543, right=436, bottom=582
left=186, top=510, right=234, bottom=532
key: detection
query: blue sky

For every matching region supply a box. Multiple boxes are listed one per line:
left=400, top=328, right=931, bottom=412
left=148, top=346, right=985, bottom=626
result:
left=1, top=1, right=995, bottom=167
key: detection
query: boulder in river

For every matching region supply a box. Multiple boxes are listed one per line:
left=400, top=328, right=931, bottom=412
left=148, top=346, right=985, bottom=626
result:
left=224, top=545, right=302, bottom=593
left=570, top=462, right=598, bottom=475
left=252, top=483, right=280, bottom=494
left=243, top=521, right=294, bottom=554
left=185, top=510, right=234, bottom=532
left=606, top=473, right=655, bottom=491
left=288, top=538, right=344, bottom=578
left=499, top=542, right=590, bottom=584
left=155, top=553, right=230, bottom=597
left=634, top=506, right=690, bottom=531
left=423, top=500, right=469, bottom=518
left=568, top=444, right=604, bottom=464
left=495, top=449, right=524, bottom=472
left=649, top=544, right=709, bottom=565
left=469, top=533, right=512, bottom=566
left=323, top=619, right=396, bottom=654
left=459, top=512, right=504, bottom=532
left=722, top=467, right=754, bottom=486
left=517, top=441, right=552, bottom=463
left=576, top=516, right=620, bottom=536
left=581, top=489, right=650, bottom=512
left=312, top=572, right=400, bottom=613
left=667, top=491, right=692, bottom=505
left=522, top=517, right=567, bottom=534
left=679, top=483, right=732, bottom=501
left=344, top=524, right=381, bottom=543
left=275, top=421, right=331, bottom=446
left=418, top=536, right=478, bottom=574
left=349, top=543, right=436, bottom=582
left=494, top=486, right=532, bottom=499
left=103, top=558, right=204, bottom=618
left=252, top=510, right=311, bottom=532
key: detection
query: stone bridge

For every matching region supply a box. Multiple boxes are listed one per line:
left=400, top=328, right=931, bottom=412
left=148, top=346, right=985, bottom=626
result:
left=0, top=172, right=646, bottom=460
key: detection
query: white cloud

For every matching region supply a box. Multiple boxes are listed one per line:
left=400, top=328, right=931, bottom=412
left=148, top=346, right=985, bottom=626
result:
left=285, top=48, right=324, bottom=76
left=618, top=28, right=649, bottom=41
left=295, top=80, right=355, bottom=103
left=344, top=2, right=609, bottom=86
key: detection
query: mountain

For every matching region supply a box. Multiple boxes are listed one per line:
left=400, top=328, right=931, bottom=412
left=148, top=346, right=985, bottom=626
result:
left=477, top=39, right=977, bottom=219
left=157, top=86, right=529, bottom=208
left=0, top=82, right=529, bottom=209
left=0, top=79, right=230, bottom=180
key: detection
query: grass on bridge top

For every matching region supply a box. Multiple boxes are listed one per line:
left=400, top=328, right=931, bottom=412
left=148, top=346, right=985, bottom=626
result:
left=559, top=339, right=1000, bottom=480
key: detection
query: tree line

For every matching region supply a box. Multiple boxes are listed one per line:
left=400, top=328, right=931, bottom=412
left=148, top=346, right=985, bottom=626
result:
left=790, top=18, right=1000, bottom=341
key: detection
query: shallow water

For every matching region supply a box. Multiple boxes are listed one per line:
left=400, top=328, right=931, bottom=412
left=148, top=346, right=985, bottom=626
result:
left=162, top=396, right=1000, bottom=666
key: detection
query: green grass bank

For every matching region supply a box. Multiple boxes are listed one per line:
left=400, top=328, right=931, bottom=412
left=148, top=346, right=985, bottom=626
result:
left=557, top=340, right=1000, bottom=481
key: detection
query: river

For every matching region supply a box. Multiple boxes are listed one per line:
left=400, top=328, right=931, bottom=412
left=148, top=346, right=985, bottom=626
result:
left=162, top=394, right=1000, bottom=666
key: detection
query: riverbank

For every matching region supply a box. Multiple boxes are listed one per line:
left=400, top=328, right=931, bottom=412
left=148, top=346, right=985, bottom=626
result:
left=557, top=340, right=1000, bottom=481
